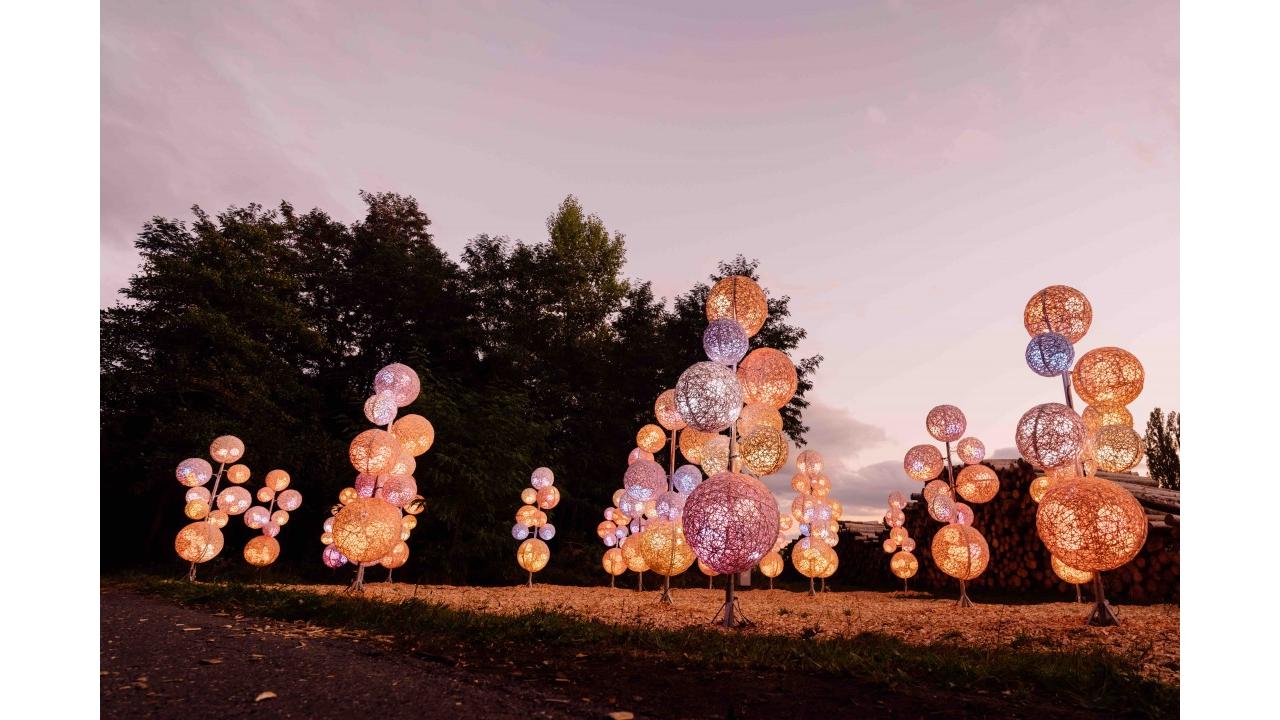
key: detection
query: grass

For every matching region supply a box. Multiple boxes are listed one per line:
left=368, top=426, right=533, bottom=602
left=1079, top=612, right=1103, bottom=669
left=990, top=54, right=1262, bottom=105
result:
left=127, top=577, right=1177, bottom=717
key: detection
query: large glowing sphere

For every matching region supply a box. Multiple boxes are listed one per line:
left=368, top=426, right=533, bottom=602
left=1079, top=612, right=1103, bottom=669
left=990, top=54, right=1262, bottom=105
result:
left=530, top=467, right=555, bottom=489
left=673, top=465, right=702, bottom=494
left=683, top=472, right=780, bottom=574
left=639, top=519, right=696, bottom=576
left=956, top=437, right=986, bottom=466
left=904, top=444, right=944, bottom=481
left=175, top=522, right=223, bottom=563
left=349, top=429, right=400, bottom=474
left=1051, top=555, right=1094, bottom=585
left=243, top=536, right=280, bottom=567
left=703, top=317, right=750, bottom=365
left=740, top=426, right=789, bottom=476
left=1025, top=332, right=1075, bottom=377
left=209, top=435, right=245, bottom=464
left=636, top=424, right=667, bottom=454
left=226, top=464, right=251, bottom=485
left=373, top=363, right=420, bottom=407
left=391, top=414, right=435, bottom=457
left=706, top=275, right=768, bottom=337
left=1093, top=425, right=1144, bottom=472
left=624, top=460, right=667, bottom=502
left=1073, top=347, right=1145, bottom=407
left=736, top=348, right=797, bottom=410
left=890, top=550, right=919, bottom=579
left=791, top=536, right=837, bottom=578
left=1037, top=477, right=1148, bottom=572
left=332, top=497, right=402, bottom=563
left=217, top=486, right=252, bottom=515
left=926, top=405, right=967, bottom=442
left=654, top=389, right=686, bottom=431
left=363, top=392, right=399, bottom=426
left=931, top=524, right=990, bottom=580
left=264, top=469, right=291, bottom=492
left=1015, top=403, right=1084, bottom=470
left=676, top=361, right=744, bottom=432
left=678, top=428, right=717, bottom=464
left=956, top=465, right=999, bottom=504
left=602, top=548, right=627, bottom=576
left=699, top=435, right=731, bottom=476
left=1024, top=285, right=1092, bottom=342
left=516, top=538, right=550, bottom=573
left=176, top=458, right=213, bottom=487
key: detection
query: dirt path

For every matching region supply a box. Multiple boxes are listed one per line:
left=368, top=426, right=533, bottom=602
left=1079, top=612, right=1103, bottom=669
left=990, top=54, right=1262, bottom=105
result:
left=101, top=586, right=1113, bottom=719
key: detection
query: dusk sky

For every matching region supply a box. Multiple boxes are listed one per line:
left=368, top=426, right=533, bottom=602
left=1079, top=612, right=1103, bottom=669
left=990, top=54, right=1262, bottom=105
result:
left=102, top=1, right=1178, bottom=520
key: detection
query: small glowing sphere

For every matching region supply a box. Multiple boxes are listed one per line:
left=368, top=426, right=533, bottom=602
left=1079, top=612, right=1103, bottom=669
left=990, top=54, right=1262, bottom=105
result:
left=791, top=536, right=837, bottom=578
left=621, top=536, right=649, bottom=572
left=923, top=479, right=951, bottom=504
left=269, top=509, right=288, bottom=526
left=1029, top=475, right=1057, bottom=503
left=376, top=475, right=417, bottom=508
left=956, top=465, right=999, bottom=504
left=256, top=487, right=275, bottom=504
left=684, top=472, right=780, bottom=574
left=512, top=523, right=530, bottom=540
left=699, top=435, right=731, bottom=476
left=636, top=424, right=667, bottom=454
left=927, top=493, right=956, bottom=523
left=953, top=502, right=974, bottom=526
left=276, top=489, right=302, bottom=511
left=244, top=536, right=280, bottom=567
left=706, top=275, right=768, bottom=337
left=405, top=495, right=426, bottom=515
left=1037, top=477, right=1149, bottom=572
left=531, top=467, right=555, bottom=489
left=536, top=524, right=556, bottom=542
left=678, top=428, right=717, bottom=464
left=1073, top=347, right=1145, bottom=406
left=654, top=490, right=686, bottom=521
left=926, top=405, right=967, bottom=442
left=1024, top=285, right=1092, bottom=342
left=884, top=507, right=905, bottom=528
left=737, top=403, right=783, bottom=437
left=339, top=487, right=360, bottom=505
left=676, top=361, right=744, bottom=433
left=597, top=520, right=617, bottom=539
left=515, top=504, right=539, bottom=526
left=388, top=451, right=415, bottom=477
left=758, top=551, right=784, bottom=579
left=1015, top=403, right=1084, bottom=470
left=654, top=389, right=687, bottom=431
left=887, top=491, right=906, bottom=509
left=332, top=497, right=403, bottom=563
left=890, top=550, right=919, bottom=579
left=623, top=460, right=667, bottom=502
left=602, top=548, right=627, bottom=576
left=1083, top=403, right=1134, bottom=435
left=175, top=522, right=224, bottom=563
left=349, top=429, right=400, bottom=474
left=391, top=414, right=435, bottom=457
left=322, top=517, right=335, bottom=533
left=186, top=487, right=212, bottom=504
left=809, top=474, right=831, bottom=498
left=226, top=464, right=251, bottom=485
left=206, top=510, right=229, bottom=528
left=322, top=544, right=348, bottom=568
left=401, top=515, right=416, bottom=531
left=740, top=426, right=789, bottom=476
left=795, top=449, right=824, bottom=477
left=373, top=363, right=420, bottom=407
left=536, top=485, right=560, bottom=510
left=904, top=445, right=944, bottom=481
left=243, top=505, right=271, bottom=529
left=901, top=537, right=917, bottom=552
left=673, top=465, right=702, bottom=494
left=737, top=348, right=798, bottom=410
left=264, top=469, right=291, bottom=492
left=521, top=488, right=538, bottom=505
left=790, top=473, right=810, bottom=494
left=627, top=447, right=654, bottom=465
left=703, top=317, right=750, bottom=365
left=217, top=486, right=252, bottom=515
left=363, top=392, right=399, bottom=426
left=639, top=519, right=696, bottom=576
left=1051, top=555, right=1094, bottom=585
left=779, top=514, right=795, bottom=532
left=931, top=524, right=990, bottom=580
left=209, top=435, right=245, bottom=464
left=184, top=499, right=210, bottom=520
left=320, top=531, right=335, bottom=545
left=380, top=541, right=410, bottom=569
left=956, top=437, right=986, bottom=466
left=1025, top=332, right=1075, bottom=377
left=176, top=458, right=213, bottom=487
left=1093, top=425, right=1144, bottom=472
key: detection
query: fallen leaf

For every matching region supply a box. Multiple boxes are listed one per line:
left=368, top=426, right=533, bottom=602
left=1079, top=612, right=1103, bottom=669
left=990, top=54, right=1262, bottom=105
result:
left=255, top=691, right=277, bottom=702
left=201, top=658, right=223, bottom=665
left=608, top=712, right=635, bottom=720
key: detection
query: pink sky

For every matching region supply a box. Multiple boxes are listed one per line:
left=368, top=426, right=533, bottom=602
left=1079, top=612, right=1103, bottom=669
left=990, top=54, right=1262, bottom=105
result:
left=102, top=1, right=1178, bottom=520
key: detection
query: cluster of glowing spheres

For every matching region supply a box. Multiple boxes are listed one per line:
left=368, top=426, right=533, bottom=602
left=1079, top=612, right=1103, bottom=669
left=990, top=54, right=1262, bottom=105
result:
left=791, top=536, right=837, bottom=578
left=636, top=424, right=666, bottom=454
left=639, top=520, right=696, bottom=576
left=956, top=465, right=999, bottom=504
left=673, top=465, right=702, bottom=494
left=703, top=317, right=750, bottom=365
left=890, top=550, right=919, bottom=579
left=654, top=389, right=686, bottom=431
left=679, top=428, right=717, bottom=464
left=1036, top=477, right=1148, bottom=572
left=1015, top=403, right=1084, bottom=470
left=1025, top=332, right=1075, bottom=377
left=176, top=458, right=213, bottom=487
left=1072, top=347, right=1145, bottom=406
left=955, top=437, right=986, bottom=465
left=1024, top=285, right=1092, bottom=343
left=209, top=435, right=245, bottom=464
left=531, top=467, right=555, bottom=489
left=620, top=537, right=649, bottom=572
left=380, top=541, right=410, bottom=569
left=931, top=524, right=990, bottom=580
left=1050, top=555, right=1094, bottom=585
left=373, top=363, right=421, bottom=406
left=602, top=547, right=627, bottom=576
left=226, top=464, right=251, bottom=485
left=175, top=522, right=224, bottom=563
left=1093, top=425, right=1144, bottom=472
left=925, top=405, right=967, bottom=442
left=243, top=536, right=280, bottom=567
left=391, top=414, right=435, bottom=457
left=363, top=392, right=399, bottom=426
left=736, top=348, right=797, bottom=409
left=903, top=444, right=944, bottom=481
left=737, top=403, right=782, bottom=436
left=515, top=538, right=550, bottom=573
left=332, top=498, right=402, bottom=563
left=623, top=460, right=667, bottom=502
left=217, top=486, right=252, bottom=515
left=739, top=427, right=789, bottom=476
left=675, top=362, right=744, bottom=432
left=684, top=472, right=780, bottom=574
left=699, top=435, right=731, bottom=476
left=706, top=275, right=768, bottom=337
left=349, top=429, right=400, bottom=474
left=758, top=551, right=784, bottom=579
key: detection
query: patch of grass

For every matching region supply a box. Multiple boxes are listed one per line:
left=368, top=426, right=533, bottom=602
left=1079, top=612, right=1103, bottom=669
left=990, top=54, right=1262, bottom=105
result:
left=128, top=578, right=1177, bottom=717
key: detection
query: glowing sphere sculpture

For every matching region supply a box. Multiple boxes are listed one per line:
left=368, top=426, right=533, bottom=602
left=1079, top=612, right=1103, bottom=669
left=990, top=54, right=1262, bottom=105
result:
left=699, top=435, right=731, bottom=476
left=512, top=523, right=530, bottom=540
left=265, top=469, right=291, bottom=492
left=675, top=361, right=744, bottom=432
left=602, top=548, right=627, bottom=576
left=623, top=460, right=667, bottom=502
left=363, top=392, right=399, bottom=426
left=391, top=414, right=435, bottom=457
left=332, top=498, right=402, bottom=563
left=639, top=520, right=696, bottom=576
left=739, top=426, right=788, bottom=476
left=737, top=403, right=783, bottom=436
left=1025, top=332, right=1075, bottom=377
left=955, top=437, right=986, bottom=466
left=679, top=427, right=716, bottom=464
left=703, top=317, right=750, bottom=365
left=521, top=488, right=538, bottom=505
left=654, top=389, right=686, bottom=431
left=226, top=464, right=251, bottom=485
left=349, top=429, right=400, bottom=474
left=373, top=363, right=421, bottom=407
left=1072, top=347, right=1145, bottom=406
left=1036, top=477, right=1148, bottom=572
left=927, top=493, right=956, bottom=523
left=1051, top=555, right=1094, bottom=585
left=636, top=424, right=666, bottom=454
left=931, top=524, right=990, bottom=580
left=531, top=467, right=555, bottom=489
left=256, top=487, right=275, bottom=504
left=904, top=444, right=944, bottom=481
left=175, top=522, right=224, bottom=563
left=244, top=505, right=271, bottom=529
left=673, top=464, right=702, bottom=494
left=706, top=275, right=768, bottom=337
left=791, top=537, right=837, bottom=578
left=1015, top=403, right=1084, bottom=470
left=683, top=472, right=780, bottom=574
left=176, top=458, right=213, bottom=487
left=244, top=536, right=281, bottom=567
left=516, top=538, right=550, bottom=573
left=535, top=485, right=560, bottom=510
left=217, top=486, right=252, bottom=515
left=1023, top=285, right=1092, bottom=343
left=956, top=465, right=999, bottom=504
left=890, top=550, right=919, bottom=579
left=758, top=551, right=784, bottom=579
left=1093, top=425, right=1144, bottom=472
left=209, top=435, right=245, bottom=464
left=736, top=348, right=797, bottom=410
left=621, top=537, right=649, bottom=572
left=273, top=489, right=300, bottom=511
left=925, top=405, right=966, bottom=442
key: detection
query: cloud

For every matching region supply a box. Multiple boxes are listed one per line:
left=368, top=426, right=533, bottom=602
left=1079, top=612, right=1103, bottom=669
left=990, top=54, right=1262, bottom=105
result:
left=864, top=105, right=889, bottom=126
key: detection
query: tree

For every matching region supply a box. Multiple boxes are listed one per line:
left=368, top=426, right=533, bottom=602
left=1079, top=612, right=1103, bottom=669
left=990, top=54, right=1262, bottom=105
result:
left=1145, top=408, right=1180, bottom=490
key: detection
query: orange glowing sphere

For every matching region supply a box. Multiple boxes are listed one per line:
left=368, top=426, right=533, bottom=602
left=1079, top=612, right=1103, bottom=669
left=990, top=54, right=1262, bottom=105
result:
left=706, top=275, right=768, bottom=337
left=1072, top=347, right=1144, bottom=407
left=184, top=499, right=210, bottom=520
left=758, top=550, right=785, bottom=578
left=209, top=435, right=245, bottom=464
left=654, top=389, right=686, bottom=431
left=1023, top=285, right=1092, bottom=343
left=931, top=524, right=990, bottom=581
left=206, top=509, right=229, bottom=528
left=536, top=485, right=561, bottom=510
left=1093, top=425, right=1145, bottom=473
left=602, top=547, right=627, bottom=576
left=243, top=536, right=280, bottom=567
left=621, top=536, right=649, bottom=572
left=679, top=427, right=717, bottom=465
left=332, top=497, right=402, bottom=563
left=175, top=522, right=223, bottom=563
left=391, top=414, right=435, bottom=457
left=904, top=445, right=944, bottom=481
left=890, top=550, right=919, bottom=579
left=1050, top=555, right=1094, bottom=585
left=349, top=429, right=400, bottom=474
left=521, top=488, right=538, bottom=505
left=226, top=464, right=251, bottom=485
left=791, top=536, right=837, bottom=579
left=699, top=435, right=731, bottom=476
left=1082, top=403, right=1134, bottom=435
left=636, top=424, right=667, bottom=454
left=380, top=541, right=410, bottom=569
left=737, top=348, right=798, bottom=410
left=956, top=465, right=1000, bottom=504
left=638, top=519, right=696, bottom=576
left=264, top=469, right=291, bottom=492
left=737, top=403, right=783, bottom=436
left=339, top=487, right=359, bottom=505
left=1037, top=477, right=1148, bottom=572
left=739, top=426, right=789, bottom=476
left=516, top=538, right=551, bottom=573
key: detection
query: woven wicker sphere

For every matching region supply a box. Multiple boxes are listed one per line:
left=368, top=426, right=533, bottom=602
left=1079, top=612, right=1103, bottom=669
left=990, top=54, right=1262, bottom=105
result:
left=792, top=495, right=817, bottom=523
left=175, top=522, right=224, bottom=563
left=904, top=445, right=944, bottom=481
left=737, top=348, right=798, bottom=410
left=380, top=541, right=410, bottom=569
left=791, top=537, right=837, bottom=578
left=889, top=527, right=908, bottom=544
left=758, top=551, right=784, bottom=579
left=520, top=488, right=538, bottom=505
left=1093, top=426, right=1144, bottom=472
left=623, top=459, right=667, bottom=502
left=954, top=502, right=974, bottom=526
left=322, top=544, right=348, bottom=568
left=927, top=493, right=956, bottom=523
left=652, top=389, right=687, bottom=432
left=737, top=403, right=783, bottom=437
left=678, top=428, right=716, bottom=464
left=207, top=510, right=229, bottom=528
left=602, top=548, right=627, bottom=576
left=244, top=505, right=271, bottom=530
left=956, top=465, right=999, bottom=504
left=931, top=524, right=990, bottom=580
left=884, top=507, right=906, bottom=528
left=703, top=317, right=750, bottom=365
left=537, top=485, right=561, bottom=510
left=272, top=510, right=290, bottom=526
left=740, top=427, right=789, bottom=476
left=217, top=486, right=252, bottom=515
left=516, top=538, right=551, bottom=573
left=654, top=491, right=686, bottom=521
left=186, top=487, right=212, bottom=504
left=706, top=275, right=769, bottom=337
left=956, top=438, right=986, bottom=466
left=332, top=497, right=402, bottom=563
left=1028, top=475, right=1057, bottom=503
left=373, top=363, right=420, bottom=407
left=890, top=550, right=919, bottom=579
left=887, top=491, right=906, bottom=509
left=673, top=465, right=703, bottom=494
left=1015, top=403, right=1085, bottom=470
left=639, top=519, right=696, bottom=576
left=626, top=448, right=654, bottom=466
left=1082, top=403, right=1134, bottom=436
left=391, top=414, right=435, bottom=457
left=697, top=559, right=719, bottom=577
left=699, top=435, right=731, bottom=476
left=1037, top=477, right=1149, bottom=572
left=683, top=472, right=780, bottom=574
left=676, top=361, right=744, bottom=432
left=363, top=392, right=399, bottom=426
left=926, top=405, right=967, bottom=442
left=636, top=424, right=667, bottom=454
left=243, top=536, right=280, bottom=567
left=795, top=449, right=824, bottom=477
left=1025, top=332, right=1075, bottom=377
left=790, top=473, right=810, bottom=494
left=1051, top=555, right=1094, bottom=585
left=531, top=467, right=555, bottom=489
left=349, top=429, right=400, bottom=474
left=375, top=476, right=416, bottom=508
left=922, top=479, right=950, bottom=504
left=209, top=435, right=245, bottom=464
left=226, top=464, right=251, bottom=485
left=901, top=537, right=917, bottom=552
left=1073, top=347, right=1145, bottom=406
left=184, top=499, right=210, bottom=520
left=265, top=469, right=291, bottom=492
left=621, top=536, right=649, bottom=572
left=1024, top=285, right=1092, bottom=342
left=176, top=458, right=213, bottom=487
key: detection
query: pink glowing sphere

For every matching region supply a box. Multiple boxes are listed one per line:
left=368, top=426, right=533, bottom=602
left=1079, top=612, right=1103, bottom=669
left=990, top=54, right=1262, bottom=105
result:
left=276, top=489, right=303, bottom=511
left=322, top=544, right=348, bottom=568
left=926, top=405, right=967, bottom=442
left=627, top=447, right=654, bottom=465
left=623, top=460, right=667, bottom=502
left=531, top=467, right=555, bottom=489
left=176, top=458, right=213, bottom=487
left=682, top=472, right=780, bottom=574
left=373, top=363, right=420, bottom=407
left=375, top=475, right=417, bottom=508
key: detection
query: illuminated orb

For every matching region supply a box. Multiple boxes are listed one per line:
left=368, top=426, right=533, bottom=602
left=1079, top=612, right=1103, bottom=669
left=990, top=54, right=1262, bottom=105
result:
left=363, top=392, right=399, bottom=426
left=737, top=403, right=783, bottom=437
left=791, top=536, right=837, bottom=578
left=322, top=544, right=348, bottom=568
left=779, top=514, right=795, bottom=532
left=795, top=449, right=824, bottom=477
left=175, top=522, right=224, bottom=563
left=272, top=510, right=289, bottom=526
left=954, top=502, right=974, bottom=526
left=243, top=536, right=280, bottom=567
left=373, top=363, right=420, bottom=407
left=184, top=499, right=210, bottom=520
left=272, top=489, right=299, bottom=512
left=596, top=520, right=617, bottom=539
left=901, top=537, right=916, bottom=552
left=1029, top=475, right=1057, bottom=503
left=706, top=275, right=768, bottom=337
left=521, top=488, right=538, bottom=505
left=676, top=361, right=744, bottom=432
left=1024, top=285, right=1092, bottom=343
left=256, top=487, right=275, bottom=504
left=684, top=472, right=780, bottom=574
left=759, top=551, right=784, bottom=579
left=699, top=435, right=731, bottom=476
left=654, top=490, right=686, bottom=521
left=226, top=464, right=251, bottom=485
left=391, top=414, right=435, bottom=457
left=537, top=485, right=561, bottom=510
left=627, top=448, right=654, bottom=466
left=654, top=389, right=686, bottom=431
left=388, top=451, right=415, bottom=476
left=1015, top=403, right=1084, bottom=470
left=639, top=519, right=696, bottom=576
left=737, top=348, right=798, bottom=410
left=673, top=465, right=703, bottom=494
left=889, top=526, right=908, bottom=544
left=884, top=507, right=905, bottom=528
left=904, top=444, right=944, bottom=481
left=516, top=538, right=550, bottom=573
left=621, top=536, right=649, bottom=572
left=790, top=473, right=810, bottom=494
left=349, top=429, right=400, bottom=474
left=1093, top=425, right=1144, bottom=472
left=265, top=469, right=291, bottom=492
left=339, top=487, right=360, bottom=505
left=1025, top=332, right=1075, bottom=377
left=926, top=405, right=967, bottom=443
left=956, top=465, right=999, bottom=504
left=207, top=510, right=229, bottom=528
left=515, top=504, right=540, bottom=526
left=679, top=428, right=717, bottom=464
left=512, top=523, right=530, bottom=540
left=209, top=435, right=245, bottom=464
left=956, top=437, right=986, bottom=466
left=1051, top=555, right=1095, bottom=585
left=931, top=524, right=990, bottom=580
left=636, top=424, right=667, bottom=454
left=176, top=458, right=213, bottom=487
left=923, top=479, right=951, bottom=504
left=401, top=515, right=417, bottom=531
left=624, top=460, right=667, bottom=502
left=1073, top=347, right=1145, bottom=406
left=243, top=505, right=271, bottom=530
left=376, top=475, right=416, bottom=507
left=405, top=495, right=426, bottom=515
left=698, top=559, right=719, bottom=577
left=890, top=550, right=919, bottom=579
left=217, top=486, right=252, bottom=515
left=740, top=426, right=789, bottom=476
left=332, top=497, right=403, bottom=563
left=380, top=541, right=409, bottom=569
left=602, top=548, right=627, bottom=576
left=531, top=467, right=555, bottom=489
left=927, top=492, right=956, bottom=523
left=1083, top=402, right=1134, bottom=435
left=809, top=474, right=831, bottom=498
left=703, top=317, right=750, bottom=365
left=1037, top=477, right=1149, bottom=572
left=887, top=491, right=906, bottom=509
left=186, top=487, right=212, bottom=504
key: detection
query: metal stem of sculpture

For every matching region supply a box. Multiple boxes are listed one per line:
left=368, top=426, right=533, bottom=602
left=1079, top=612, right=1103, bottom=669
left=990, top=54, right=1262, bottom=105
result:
left=660, top=428, right=677, bottom=605
left=187, top=461, right=226, bottom=582
left=942, top=442, right=973, bottom=608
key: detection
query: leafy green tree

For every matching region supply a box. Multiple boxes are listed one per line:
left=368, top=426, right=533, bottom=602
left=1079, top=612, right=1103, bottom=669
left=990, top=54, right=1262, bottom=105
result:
left=1145, top=408, right=1180, bottom=490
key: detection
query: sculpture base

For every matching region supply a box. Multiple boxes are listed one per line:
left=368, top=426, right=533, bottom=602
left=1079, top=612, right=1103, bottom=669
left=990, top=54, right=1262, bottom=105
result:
left=957, top=582, right=974, bottom=608
left=1086, top=600, right=1120, bottom=626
